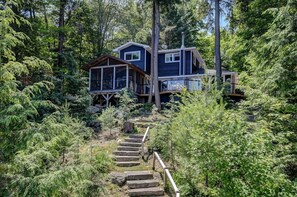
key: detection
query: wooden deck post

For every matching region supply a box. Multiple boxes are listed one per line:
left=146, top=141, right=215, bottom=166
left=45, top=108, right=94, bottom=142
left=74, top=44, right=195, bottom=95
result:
left=126, top=65, right=129, bottom=88
left=102, top=94, right=113, bottom=107
left=133, top=70, right=137, bottom=92
left=113, top=67, right=116, bottom=90
left=100, top=68, right=103, bottom=90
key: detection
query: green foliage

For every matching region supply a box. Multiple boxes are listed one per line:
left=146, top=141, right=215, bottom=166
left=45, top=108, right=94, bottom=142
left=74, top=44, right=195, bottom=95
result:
left=0, top=2, right=110, bottom=196
left=2, top=110, right=108, bottom=196
left=93, top=151, right=114, bottom=173
left=118, top=88, right=139, bottom=121
left=222, top=0, right=297, bottom=181
left=98, top=106, right=117, bottom=134
left=151, top=89, right=296, bottom=196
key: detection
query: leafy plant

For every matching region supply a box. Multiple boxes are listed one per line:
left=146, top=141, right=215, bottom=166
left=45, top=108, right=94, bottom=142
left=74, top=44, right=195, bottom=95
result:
left=151, top=89, right=296, bottom=196
left=98, top=106, right=117, bottom=135
left=118, top=88, right=138, bottom=121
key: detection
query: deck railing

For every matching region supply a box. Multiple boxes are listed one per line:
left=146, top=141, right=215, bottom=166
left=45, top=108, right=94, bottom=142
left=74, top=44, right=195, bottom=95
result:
left=153, top=151, right=180, bottom=197
left=160, top=79, right=202, bottom=92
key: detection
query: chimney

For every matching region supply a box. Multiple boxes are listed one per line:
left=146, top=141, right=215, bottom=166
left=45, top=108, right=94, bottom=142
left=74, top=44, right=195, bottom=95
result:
left=181, top=32, right=185, bottom=49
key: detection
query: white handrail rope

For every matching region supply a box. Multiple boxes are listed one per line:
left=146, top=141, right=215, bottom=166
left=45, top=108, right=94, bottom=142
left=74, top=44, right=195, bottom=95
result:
left=141, top=127, right=150, bottom=156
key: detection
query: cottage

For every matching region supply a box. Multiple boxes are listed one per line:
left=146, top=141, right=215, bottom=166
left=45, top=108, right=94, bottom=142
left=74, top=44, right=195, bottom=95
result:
left=82, top=39, right=238, bottom=108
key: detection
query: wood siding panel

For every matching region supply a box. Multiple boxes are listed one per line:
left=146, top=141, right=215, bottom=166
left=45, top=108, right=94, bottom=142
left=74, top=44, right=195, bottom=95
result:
left=146, top=51, right=151, bottom=74
left=158, top=53, right=180, bottom=77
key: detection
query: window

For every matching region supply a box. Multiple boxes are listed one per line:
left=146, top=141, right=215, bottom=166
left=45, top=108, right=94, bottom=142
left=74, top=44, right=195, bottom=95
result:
left=165, top=53, right=180, bottom=63
left=124, top=51, right=141, bottom=61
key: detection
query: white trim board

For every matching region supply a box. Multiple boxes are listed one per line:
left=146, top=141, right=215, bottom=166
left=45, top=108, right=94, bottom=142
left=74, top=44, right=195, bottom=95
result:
left=165, top=52, right=180, bottom=63
left=158, top=74, right=207, bottom=80
left=90, top=64, right=128, bottom=69
left=113, top=41, right=151, bottom=52
left=124, top=51, right=141, bottom=61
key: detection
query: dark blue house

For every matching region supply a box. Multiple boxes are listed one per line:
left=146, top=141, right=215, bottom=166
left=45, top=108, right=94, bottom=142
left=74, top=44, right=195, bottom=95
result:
left=83, top=41, right=237, bottom=107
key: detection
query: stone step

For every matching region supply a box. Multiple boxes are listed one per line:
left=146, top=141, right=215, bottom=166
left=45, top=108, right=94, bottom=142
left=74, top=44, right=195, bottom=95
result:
left=116, top=161, right=140, bottom=167
left=113, top=151, right=139, bottom=156
left=119, top=142, right=142, bottom=147
left=118, top=146, right=140, bottom=151
left=128, top=187, right=164, bottom=196
left=125, top=171, right=154, bottom=180
left=129, top=134, right=144, bottom=139
left=113, top=156, right=139, bottom=162
left=127, top=179, right=160, bottom=189
left=125, top=138, right=142, bottom=143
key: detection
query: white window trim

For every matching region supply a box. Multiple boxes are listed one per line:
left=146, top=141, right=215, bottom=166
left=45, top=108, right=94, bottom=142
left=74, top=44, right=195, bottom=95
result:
left=124, top=51, right=141, bottom=61
left=165, top=53, right=180, bottom=63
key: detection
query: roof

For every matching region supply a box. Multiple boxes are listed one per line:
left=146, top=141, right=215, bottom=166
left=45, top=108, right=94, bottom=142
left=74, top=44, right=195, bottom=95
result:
left=113, top=41, right=151, bottom=52
left=82, top=54, right=147, bottom=75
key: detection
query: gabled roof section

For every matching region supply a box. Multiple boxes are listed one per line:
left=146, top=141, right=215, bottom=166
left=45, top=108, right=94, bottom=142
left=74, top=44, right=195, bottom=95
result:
left=82, top=54, right=146, bottom=75
left=113, top=41, right=151, bottom=52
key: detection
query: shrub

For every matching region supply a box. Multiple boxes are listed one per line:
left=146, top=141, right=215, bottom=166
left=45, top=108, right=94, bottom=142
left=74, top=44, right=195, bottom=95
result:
left=151, top=89, right=296, bottom=196
left=98, top=106, right=117, bottom=135
left=93, top=151, right=113, bottom=173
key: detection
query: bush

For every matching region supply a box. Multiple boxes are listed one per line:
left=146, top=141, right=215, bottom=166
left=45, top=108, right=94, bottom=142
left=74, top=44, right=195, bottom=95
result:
left=151, top=89, right=296, bottom=196
left=98, top=106, right=117, bottom=135
left=118, top=88, right=140, bottom=121
left=93, top=151, right=113, bottom=173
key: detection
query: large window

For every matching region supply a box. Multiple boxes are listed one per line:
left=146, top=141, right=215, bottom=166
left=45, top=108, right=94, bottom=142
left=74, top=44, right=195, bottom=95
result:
left=124, top=51, right=141, bottom=61
left=165, top=53, right=180, bottom=63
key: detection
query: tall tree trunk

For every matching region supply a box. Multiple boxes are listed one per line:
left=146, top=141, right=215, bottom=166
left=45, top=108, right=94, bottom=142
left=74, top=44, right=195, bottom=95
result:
left=58, top=0, right=66, bottom=95
left=58, top=0, right=66, bottom=67
left=153, top=0, right=161, bottom=110
left=215, top=0, right=222, bottom=87
left=148, top=0, right=156, bottom=103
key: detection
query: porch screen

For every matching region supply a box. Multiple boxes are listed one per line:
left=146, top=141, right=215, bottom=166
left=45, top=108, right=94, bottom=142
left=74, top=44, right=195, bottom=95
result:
left=103, top=67, right=114, bottom=90
left=90, top=68, right=101, bottom=91
left=115, top=66, right=126, bottom=89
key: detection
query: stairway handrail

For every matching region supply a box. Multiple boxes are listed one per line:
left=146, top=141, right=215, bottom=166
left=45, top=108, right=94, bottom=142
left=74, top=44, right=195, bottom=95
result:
left=141, top=126, right=150, bottom=156
left=153, top=151, right=180, bottom=197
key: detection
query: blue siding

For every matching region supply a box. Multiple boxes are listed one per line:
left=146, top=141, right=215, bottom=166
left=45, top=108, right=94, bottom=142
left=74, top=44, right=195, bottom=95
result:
left=146, top=51, right=151, bottom=74
left=185, top=51, right=191, bottom=74
left=120, top=45, right=145, bottom=71
left=158, top=53, right=180, bottom=77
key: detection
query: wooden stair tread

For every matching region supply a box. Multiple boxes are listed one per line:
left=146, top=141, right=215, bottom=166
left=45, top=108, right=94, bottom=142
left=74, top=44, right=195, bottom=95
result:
left=116, top=161, right=140, bottom=167
left=128, top=187, right=164, bottom=196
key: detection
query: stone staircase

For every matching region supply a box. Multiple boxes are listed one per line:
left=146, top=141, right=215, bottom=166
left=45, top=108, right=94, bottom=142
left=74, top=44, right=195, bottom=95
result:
left=112, top=134, right=164, bottom=196
left=113, top=134, right=143, bottom=167
left=125, top=171, right=164, bottom=196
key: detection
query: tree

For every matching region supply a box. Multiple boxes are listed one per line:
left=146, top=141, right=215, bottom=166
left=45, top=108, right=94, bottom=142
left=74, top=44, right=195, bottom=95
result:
left=98, top=106, right=117, bottom=135
left=215, top=0, right=222, bottom=85
left=118, top=89, right=138, bottom=121
left=152, top=0, right=161, bottom=110
left=150, top=89, right=296, bottom=196
left=148, top=0, right=182, bottom=110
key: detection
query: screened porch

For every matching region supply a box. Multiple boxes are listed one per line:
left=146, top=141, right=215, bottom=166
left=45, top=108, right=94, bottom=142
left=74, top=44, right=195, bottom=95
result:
left=89, top=64, right=146, bottom=94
